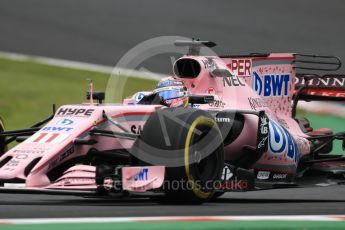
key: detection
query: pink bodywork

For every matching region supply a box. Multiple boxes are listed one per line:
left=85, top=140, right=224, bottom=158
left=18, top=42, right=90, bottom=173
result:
left=0, top=104, right=164, bottom=191
left=0, top=53, right=311, bottom=192
left=175, top=53, right=310, bottom=174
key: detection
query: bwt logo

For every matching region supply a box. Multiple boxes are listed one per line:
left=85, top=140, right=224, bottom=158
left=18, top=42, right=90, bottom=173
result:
left=42, top=126, right=73, bottom=132
left=135, top=92, right=146, bottom=102
left=268, top=119, right=298, bottom=163
left=134, top=168, right=149, bottom=181
left=57, top=119, right=74, bottom=126
left=253, top=72, right=290, bottom=97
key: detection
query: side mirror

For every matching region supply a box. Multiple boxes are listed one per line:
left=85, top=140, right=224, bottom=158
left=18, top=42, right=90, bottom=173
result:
left=189, top=95, right=214, bottom=104
left=210, top=69, right=232, bottom=78
left=87, top=92, right=105, bottom=104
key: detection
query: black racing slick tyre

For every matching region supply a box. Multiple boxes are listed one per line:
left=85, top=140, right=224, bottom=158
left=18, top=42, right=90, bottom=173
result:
left=131, top=108, right=224, bottom=204
left=0, top=118, right=6, bottom=156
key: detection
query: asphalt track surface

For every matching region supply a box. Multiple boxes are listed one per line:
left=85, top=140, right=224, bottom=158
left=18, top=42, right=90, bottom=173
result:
left=1, top=0, right=345, bottom=218
left=1, top=0, right=345, bottom=73
left=1, top=185, right=345, bottom=218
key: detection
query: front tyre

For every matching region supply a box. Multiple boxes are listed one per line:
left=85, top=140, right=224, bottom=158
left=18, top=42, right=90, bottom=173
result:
left=131, top=108, right=224, bottom=204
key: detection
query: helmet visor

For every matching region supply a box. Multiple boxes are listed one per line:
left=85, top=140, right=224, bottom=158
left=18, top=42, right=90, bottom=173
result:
left=158, top=89, right=184, bottom=100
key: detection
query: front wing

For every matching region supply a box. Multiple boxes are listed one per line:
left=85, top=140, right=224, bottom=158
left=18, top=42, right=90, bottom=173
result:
left=0, top=165, right=165, bottom=196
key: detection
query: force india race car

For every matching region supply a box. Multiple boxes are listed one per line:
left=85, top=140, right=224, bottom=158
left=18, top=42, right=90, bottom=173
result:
left=0, top=40, right=345, bottom=204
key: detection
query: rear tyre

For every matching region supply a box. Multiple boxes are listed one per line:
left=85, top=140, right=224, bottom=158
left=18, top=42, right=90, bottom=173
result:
left=131, top=108, right=224, bottom=204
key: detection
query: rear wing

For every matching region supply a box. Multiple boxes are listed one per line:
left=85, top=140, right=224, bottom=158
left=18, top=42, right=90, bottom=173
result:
left=295, top=74, right=345, bottom=101
left=291, top=54, right=344, bottom=117
left=293, top=54, right=341, bottom=72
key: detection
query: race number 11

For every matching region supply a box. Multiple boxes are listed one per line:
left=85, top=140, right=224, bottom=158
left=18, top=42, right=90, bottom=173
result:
left=28, top=132, right=69, bottom=144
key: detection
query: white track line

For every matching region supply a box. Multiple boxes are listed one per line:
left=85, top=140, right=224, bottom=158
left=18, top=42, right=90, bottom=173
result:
left=0, top=215, right=345, bottom=224
left=0, top=51, right=164, bottom=81
left=297, top=101, right=345, bottom=119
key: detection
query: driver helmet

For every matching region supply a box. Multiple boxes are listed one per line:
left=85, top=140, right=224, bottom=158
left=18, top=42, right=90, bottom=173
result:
left=153, top=77, right=189, bottom=107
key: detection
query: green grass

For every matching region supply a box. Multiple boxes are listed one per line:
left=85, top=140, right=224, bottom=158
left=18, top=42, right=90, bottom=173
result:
left=296, top=112, right=345, bottom=154
left=0, top=57, right=157, bottom=130
left=0, top=57, right=343, bottom=153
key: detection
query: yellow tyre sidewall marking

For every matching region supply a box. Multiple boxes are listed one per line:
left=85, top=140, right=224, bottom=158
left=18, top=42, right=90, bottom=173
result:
left=184, top=116, right=217, bottom=199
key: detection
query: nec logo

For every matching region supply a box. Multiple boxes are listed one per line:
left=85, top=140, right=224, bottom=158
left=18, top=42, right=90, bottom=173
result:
left=253, top=72, right=290, bottom=97
left=56, top=108, right=94, bottom=117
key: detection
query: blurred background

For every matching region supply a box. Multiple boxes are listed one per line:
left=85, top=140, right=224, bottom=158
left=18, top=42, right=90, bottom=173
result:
left=0, top=0, right=344, bottom=151
left=1, top=0, right=345, bottom=73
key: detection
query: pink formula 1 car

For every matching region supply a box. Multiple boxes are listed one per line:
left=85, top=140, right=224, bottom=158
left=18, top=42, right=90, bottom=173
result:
left=0, top=40, right=345, bottom=204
